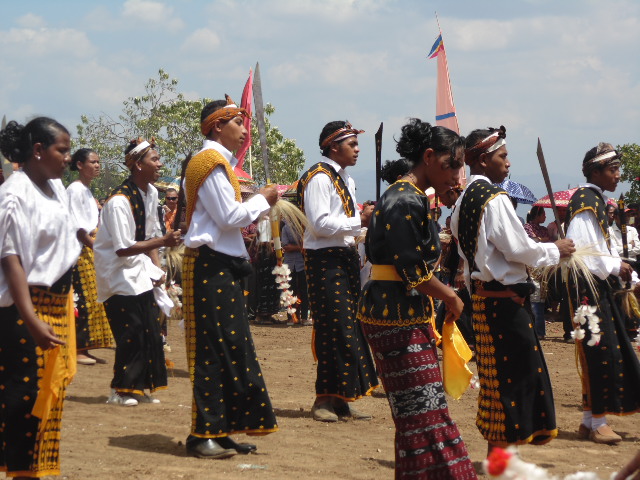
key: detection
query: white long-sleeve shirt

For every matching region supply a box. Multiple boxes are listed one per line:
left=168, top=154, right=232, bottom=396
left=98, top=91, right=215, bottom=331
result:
left=183, top=139, right=270, bottom=258
left=565, top=183, right=623, bottom=280
left=94, top=183, right=164, bottom=301
left=451, top=174, right=560, bottom=288
left=302, top=157, right=361, bottom=249
left=609, top=223, right=640, bottom=260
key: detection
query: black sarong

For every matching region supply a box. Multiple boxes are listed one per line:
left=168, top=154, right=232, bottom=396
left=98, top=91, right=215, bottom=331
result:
left=183, top=246, right=278, bottom=438
left=103, top=290, right=167, bottom=394
left=255, top=243, right=280, bottom=316
left=574, top=277, right=640, bottom=416
left=0, top=271, right=73, bottom=477
left=304, top=246, right=378, bottom=399
left=472, top=293, right=557, bottom=446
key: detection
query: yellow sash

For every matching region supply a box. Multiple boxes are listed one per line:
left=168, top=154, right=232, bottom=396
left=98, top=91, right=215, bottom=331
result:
left=184, top=149, right=241, bottom=228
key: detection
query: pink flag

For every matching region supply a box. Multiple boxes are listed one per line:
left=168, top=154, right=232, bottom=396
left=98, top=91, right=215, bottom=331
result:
left=429, top=31, right=465, bottom=184
left=235, top=68, right=253, bottom=167
left=429, top=34, right=459, bottom=134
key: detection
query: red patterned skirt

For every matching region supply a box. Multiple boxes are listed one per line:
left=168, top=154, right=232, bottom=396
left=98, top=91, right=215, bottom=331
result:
left=361, top=321, right=477, bottom=479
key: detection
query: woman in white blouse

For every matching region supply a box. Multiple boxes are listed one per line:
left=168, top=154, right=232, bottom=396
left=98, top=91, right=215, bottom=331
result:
left=67, top=148, right=114, bottom=366
left=0, top=116, right=81, bottom=478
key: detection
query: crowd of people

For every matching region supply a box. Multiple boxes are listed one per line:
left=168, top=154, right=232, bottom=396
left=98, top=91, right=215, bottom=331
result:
left=2, top=101, right=640, bottom=480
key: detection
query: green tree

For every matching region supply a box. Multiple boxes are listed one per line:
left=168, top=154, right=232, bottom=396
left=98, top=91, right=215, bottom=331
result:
left=246, top=103, right=305, bottom=186
left=75, top=69, right=305, bottom=196
left=618, top=143, right=640, bottom=205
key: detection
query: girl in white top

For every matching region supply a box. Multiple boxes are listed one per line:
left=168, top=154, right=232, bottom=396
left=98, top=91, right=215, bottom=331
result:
left=67, top=148, right=114, bottom=366
left=0, top=116, right=80, bottom=478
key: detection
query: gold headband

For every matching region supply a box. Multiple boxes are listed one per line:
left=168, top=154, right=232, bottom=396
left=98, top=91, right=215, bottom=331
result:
left=124, top=137, right=156, bottom=170
left=200, top=94, right=250, bottom=136
left=320, top=122, right=365, bottom=149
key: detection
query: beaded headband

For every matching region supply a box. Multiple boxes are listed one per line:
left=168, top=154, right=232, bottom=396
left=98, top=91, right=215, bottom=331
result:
left=200, top=94, right=250, bottom=136
left=320, top=122, right=365, bottom=149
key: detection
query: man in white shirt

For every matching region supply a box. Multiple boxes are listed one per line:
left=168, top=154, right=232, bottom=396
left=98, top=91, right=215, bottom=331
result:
left=182, top=96, right=278, bottom=459
left=451, top=126, right=574, bottom=453
left=565, top=142, right=640, bottom=445
left=94, top=138, right=182, bottom=407
left=607, top=204, right=640, bottom=260
left=297, top=121, right=378, bottom=422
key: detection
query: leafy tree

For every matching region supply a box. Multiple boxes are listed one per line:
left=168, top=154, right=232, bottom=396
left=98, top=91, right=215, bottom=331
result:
left=618, top=143, right=640, bottom=205
left=74, top=69, right=305, bottom=196
left=246, top=103, right=305, bottom=186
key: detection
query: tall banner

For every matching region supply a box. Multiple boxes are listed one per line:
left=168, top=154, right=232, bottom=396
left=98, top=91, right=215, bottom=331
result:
left=428, top=32, right=464, bottom=184
left=235, top=68, right=253, bottom=180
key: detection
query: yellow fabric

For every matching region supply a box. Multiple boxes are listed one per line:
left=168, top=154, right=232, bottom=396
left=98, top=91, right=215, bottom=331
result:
left=184, top=149, right=241, bottom=228
left=370, top=264, right=402, bottom=282
left=442, top=320, right=473, bottom=400
left=32, top=290, right=76, bottom=422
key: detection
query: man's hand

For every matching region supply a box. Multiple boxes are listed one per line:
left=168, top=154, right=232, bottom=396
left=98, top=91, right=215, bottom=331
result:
left=620, top=261, right=634, bottom=283
left=163, top=229, right=183, bottom=248
left=360, top=204, right=374, bottom=228
left=554, top=239, right=575, bottom=258
left=259, top=184, right=278, bottom=206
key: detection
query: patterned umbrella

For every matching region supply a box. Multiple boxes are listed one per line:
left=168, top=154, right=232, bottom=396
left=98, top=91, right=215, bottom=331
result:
left=496, top=179, right=537, bottom=205
left=154, top=175, right=181, bottom=192
left=533, top=188, right=578, bottom=208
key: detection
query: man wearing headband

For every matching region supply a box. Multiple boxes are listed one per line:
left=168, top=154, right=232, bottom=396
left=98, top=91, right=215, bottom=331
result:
left=94, top=138, right=182, bottom=407
left=450, top=126, right=575, bottom=455
left=182, top=96, right=279, bottom=459
left=564, top=143, right=640, bottom=445
left=296, top=120, right=379, bottom=422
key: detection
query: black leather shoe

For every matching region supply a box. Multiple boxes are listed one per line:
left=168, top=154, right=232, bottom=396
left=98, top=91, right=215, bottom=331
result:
left=217, top=436, right=257, bottom=454
left=186, top=438, right=236, bottom=459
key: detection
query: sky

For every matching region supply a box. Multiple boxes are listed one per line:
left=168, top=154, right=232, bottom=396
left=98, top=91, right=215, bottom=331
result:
left=1, top=0, right=639, bottom=216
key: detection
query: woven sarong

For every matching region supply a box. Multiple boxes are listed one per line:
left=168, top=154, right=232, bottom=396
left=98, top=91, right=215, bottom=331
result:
left=362, top=322, right=477, bottom=479
left=472, top=294, right=557, bottom=446
left=72, top=245, right=114, bottom=350
left=572, top=277, right=640, bottom=416
left=304, top=246, right=378, bottom=399
left=103, top=290, right=167, bottom=394
left=0, top=271, right=75, bottom=477
left=183, top=246, right=278, bottom=437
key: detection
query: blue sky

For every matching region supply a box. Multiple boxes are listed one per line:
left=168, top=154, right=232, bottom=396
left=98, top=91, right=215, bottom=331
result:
left=1, top=0, right=639, bottom=213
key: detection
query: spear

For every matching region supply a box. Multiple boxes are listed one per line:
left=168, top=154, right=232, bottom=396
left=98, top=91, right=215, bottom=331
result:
left=536, top=138, right=564, bottom=239
left=374, top=122, right=383, bottom=201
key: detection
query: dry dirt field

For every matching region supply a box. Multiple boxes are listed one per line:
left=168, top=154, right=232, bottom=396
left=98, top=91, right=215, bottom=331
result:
left=56, top=319, right=640, bottom=479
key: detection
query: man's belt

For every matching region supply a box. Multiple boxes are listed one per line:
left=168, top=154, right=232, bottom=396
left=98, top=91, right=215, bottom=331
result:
left=370, top=264, right=402, bottom=282
left=473, top=280, right=526, bottom=305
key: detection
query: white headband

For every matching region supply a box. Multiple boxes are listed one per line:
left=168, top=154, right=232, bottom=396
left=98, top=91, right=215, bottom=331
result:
left=332, top=133, right=357, bottom=144
left=129, top=141, right=151, bottom=156
left=486, top=137, right=506, bottom=153
left=586, top=150, right=619, bottom=166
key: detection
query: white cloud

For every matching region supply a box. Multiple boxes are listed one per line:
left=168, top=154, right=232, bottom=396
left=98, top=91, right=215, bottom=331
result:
left=16, top=13, right=47, bottom=29
left=0, top=27, right=95, bottom=58
left=181, top=28, right=221, bottom=54
left=122, top=0, right=184, bottom=32
left=271, top=51, right=391, bottom=88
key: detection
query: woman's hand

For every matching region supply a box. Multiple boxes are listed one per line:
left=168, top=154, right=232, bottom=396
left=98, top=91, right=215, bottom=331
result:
left=443, top=292, right=464, bottom=323
left=26, top=316, right=65, bottom=350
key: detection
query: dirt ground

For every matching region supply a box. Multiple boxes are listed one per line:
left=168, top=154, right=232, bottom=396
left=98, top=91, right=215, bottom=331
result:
left=56, top=317, right=640, bottom=480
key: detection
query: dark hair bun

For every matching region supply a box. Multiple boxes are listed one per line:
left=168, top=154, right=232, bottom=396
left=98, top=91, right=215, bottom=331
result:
left=0, top=120, right=24, bottom=163
left=396, top=118, right=433, bottom=161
